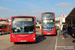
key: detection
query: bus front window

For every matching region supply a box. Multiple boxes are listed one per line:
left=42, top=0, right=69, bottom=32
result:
left=42, top=13, right=54, bottom=19
left=42, top=13, right=55, bottom=31
left=12, top=17, right=35, bottom=34
left=42, top=23, right=55, bottom=31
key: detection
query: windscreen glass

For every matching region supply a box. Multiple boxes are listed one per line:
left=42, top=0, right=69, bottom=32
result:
left=42, top=13, right=54, bottom=19
left=42, top=23, right=55, bottom=31
left=12, top=17, right=35, bottom=34
left=42, top=13, right=55, bottom=31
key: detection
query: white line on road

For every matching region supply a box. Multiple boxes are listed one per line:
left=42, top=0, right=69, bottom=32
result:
left=55, top=36, right=58, bottom=50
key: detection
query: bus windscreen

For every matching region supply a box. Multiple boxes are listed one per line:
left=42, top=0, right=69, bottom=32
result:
left=42, top=23, right=55, bottom=31
left=42, top=13, right=54, bottom=19
left=42, top=13, right=55, bottom=31
left=11, top=17, right=35, bottom=34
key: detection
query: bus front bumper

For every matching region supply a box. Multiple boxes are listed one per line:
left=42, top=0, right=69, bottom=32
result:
left=42, top=31, right=56, bottom=35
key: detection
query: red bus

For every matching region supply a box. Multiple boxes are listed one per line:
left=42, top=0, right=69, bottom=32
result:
left=41, top=12, right=56, bottom=35
left=0, top=19, right=10, bottom=34
left=10, top=16, right=36, bottom=42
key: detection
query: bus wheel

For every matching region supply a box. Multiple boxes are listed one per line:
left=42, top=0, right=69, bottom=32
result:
left=42, top=35, right=45, bottom=37
left=4, top=32, right=6, bottom=34
left=1, top=33, right=2, bottom=35
left=55, top=31, right=57, bottom=36
left=1, top=30, right=4, bottom=35
left=14, top=42, right=18, bottom=44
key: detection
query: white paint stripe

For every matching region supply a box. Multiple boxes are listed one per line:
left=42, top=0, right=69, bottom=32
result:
left=8, top=45, right=20, bottom=50
left=55, top=36, right=58, bottom=50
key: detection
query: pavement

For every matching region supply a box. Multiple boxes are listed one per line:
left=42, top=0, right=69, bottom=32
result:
left=56, top=34, right=75, bottom=50
left=0, top=34, right=13, bottom=50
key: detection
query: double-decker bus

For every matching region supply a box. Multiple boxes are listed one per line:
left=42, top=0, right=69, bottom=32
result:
left=41, top=12, right=56, bottom=35
left=0, top=19, right=10, bottom=34
left=10, top=16, right=36, bottom=42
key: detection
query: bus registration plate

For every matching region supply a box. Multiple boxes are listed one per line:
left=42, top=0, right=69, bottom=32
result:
left=47, top=33, right=50, bottom=35
left=20, top=40, right=26, bottom=42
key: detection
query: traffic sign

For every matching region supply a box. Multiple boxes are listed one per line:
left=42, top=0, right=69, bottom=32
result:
left=62, top=14, right=65, bottom=17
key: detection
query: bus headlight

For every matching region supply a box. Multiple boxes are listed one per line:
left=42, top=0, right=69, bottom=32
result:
left=33, top=38, right=36, bottom=40
left=53, top=31, right=56, bottom=33
left=42, top=31, right=44, bottom=33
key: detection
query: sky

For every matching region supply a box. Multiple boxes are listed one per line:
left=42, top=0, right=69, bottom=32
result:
left=0, top=0, right=75, bottom=18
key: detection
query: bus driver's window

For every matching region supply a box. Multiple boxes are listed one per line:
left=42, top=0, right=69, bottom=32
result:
left=24, top=24, right=28, bottom=32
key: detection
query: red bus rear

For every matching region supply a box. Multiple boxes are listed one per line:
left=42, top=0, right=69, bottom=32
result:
left=41, top=12, right=56, bottom=35
left=10, top=16, right=36, bottom=42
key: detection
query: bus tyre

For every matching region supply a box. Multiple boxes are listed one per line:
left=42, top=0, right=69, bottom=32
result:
left=42, top=35, right=45, bottom=37
left=14, top=42, right=18, bottom=44
left=1, top=33, right=2, bottom=35
left=5, top=32, right=7, bottom=34
left=56, top=30, right=57, bottom=36
left=1, top=30, right=4, bottom=35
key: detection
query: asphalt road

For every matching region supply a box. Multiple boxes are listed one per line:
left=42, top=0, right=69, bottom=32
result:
left=0, top=29, right=75, bottom=50
left=0, top=34, right=13, bottom=50
left=0, top=29, right=57, bottom=50
left=7, top=35, right=56, bottom=50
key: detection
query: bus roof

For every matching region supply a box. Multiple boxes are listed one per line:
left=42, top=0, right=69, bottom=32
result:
left=41, top=12, right=55, bottom=14
left=11, top=16, right=35, bottom=18
left=0, top=19, right=9, bottom=21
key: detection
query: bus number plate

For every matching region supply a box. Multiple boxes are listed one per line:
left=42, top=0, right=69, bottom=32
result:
left=47, top=33, right=50, bottom=35
left=20, top=40, right=26, bottom=42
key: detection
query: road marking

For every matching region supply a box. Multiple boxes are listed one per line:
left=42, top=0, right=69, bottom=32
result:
left=55, top=36, right=58, bottom=50
left=7, top=45, right=20, bottom=50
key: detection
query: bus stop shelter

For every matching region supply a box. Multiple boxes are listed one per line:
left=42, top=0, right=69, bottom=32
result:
left=66, top=7, right=75, bottom=26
